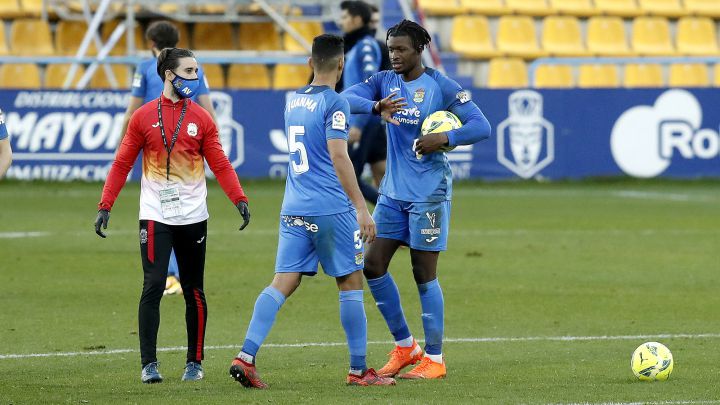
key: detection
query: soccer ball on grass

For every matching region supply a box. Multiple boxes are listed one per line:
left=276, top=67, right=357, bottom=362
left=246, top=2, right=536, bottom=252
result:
left=631, top=341, right=673, bottom=381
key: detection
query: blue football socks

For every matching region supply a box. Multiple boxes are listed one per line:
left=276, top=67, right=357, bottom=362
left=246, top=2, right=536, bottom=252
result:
left=339, top=290, right=367, bottom=372
left=418, top=278, right=444, bottom=355
left=240, top=286, right=286, bottom=360
left=367, top=272, right=411, bottom=342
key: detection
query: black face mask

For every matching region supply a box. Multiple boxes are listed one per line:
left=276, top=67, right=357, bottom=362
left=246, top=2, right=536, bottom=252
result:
left=370, top=28, right=377, bottom=37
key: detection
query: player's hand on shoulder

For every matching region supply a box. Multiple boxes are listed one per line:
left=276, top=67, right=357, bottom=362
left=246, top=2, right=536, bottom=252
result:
left=94, top=209, right=110, bottom=238
left=415, top=132, right=449, bottom=155
left=357, top=209, right=376, bottom=244
left=236, top=201, right=250, bottom=231
left=375, top=92, right=407, bottom=126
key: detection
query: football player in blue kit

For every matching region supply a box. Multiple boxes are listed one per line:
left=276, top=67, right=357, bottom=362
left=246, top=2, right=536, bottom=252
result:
left=342, top=20, right=492, bottom=379
left=229, top=34, right=397, bottom=388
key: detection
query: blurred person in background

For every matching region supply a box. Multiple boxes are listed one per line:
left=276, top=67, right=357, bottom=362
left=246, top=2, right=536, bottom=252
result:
left=121, top=20, right=217, bottom=296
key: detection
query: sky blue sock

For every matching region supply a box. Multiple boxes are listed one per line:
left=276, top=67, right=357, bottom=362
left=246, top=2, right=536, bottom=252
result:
left=367, top=272, right=411, bottom=342
left=241, top=286, right=286, bottom=358
left=167, top=249, right=179, bottom=278
left=339, top=290, right=367, bottom=371
left=418, top=279, right=444, bottom=355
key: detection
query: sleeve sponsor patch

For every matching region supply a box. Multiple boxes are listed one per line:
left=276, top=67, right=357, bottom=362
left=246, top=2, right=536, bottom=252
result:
left=332, top=111, right=346, bottom=130
left=456, top=90, right=471, bottom=104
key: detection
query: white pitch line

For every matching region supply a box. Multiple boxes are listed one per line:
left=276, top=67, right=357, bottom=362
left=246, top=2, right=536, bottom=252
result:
left=2, top=333, right=719, bottom=361
left=555, top=401, right=720, bottom=405
left=0, top=231, right=50, bottom=239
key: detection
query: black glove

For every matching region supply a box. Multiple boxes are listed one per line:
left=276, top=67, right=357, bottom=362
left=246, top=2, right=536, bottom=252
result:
left=95, top=209, right=110, bottom=238
left=236, top=201, right=250, bottom=231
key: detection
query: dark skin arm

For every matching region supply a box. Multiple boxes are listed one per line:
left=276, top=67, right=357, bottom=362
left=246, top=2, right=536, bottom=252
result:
left=415, top=132, right=449, bottom=155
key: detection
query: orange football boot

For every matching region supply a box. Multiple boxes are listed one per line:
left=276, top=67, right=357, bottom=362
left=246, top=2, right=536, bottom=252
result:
left=377, top=339, right=423, bottom=377
left=229, top=358, right=269, bottom=389
left=397, top=356, right=446, bottom=379
left=346, top=368, right=396, bottom=386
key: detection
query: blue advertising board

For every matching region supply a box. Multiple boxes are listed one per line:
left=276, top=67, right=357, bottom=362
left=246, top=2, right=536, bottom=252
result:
left=2, top=88, right=718, bottom=181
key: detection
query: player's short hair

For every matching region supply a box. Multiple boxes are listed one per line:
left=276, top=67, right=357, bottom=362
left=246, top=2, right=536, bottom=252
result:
left=156, top=47, right=194, bottom=79
left=340, top=1, right=372, bottom=25
left=145, top=21, right=180, bottom=50
left=386, top=19, right=431, bottom=52
left=311, top=34, right=344, bottom=73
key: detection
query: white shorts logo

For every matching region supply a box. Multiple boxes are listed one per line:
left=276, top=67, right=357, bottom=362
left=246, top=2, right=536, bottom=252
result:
left=497, top=90, right=554, bottom=179
left=332, top=111, right=346, bottom=130
left=611, top=89, right=720, bottom=178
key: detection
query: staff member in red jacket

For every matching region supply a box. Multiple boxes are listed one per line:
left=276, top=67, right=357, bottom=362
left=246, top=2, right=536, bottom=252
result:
left=94, top=47, right=251, bottom=384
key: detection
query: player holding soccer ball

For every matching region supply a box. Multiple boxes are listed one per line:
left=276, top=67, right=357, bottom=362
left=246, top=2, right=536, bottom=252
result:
left=229, top=34, right=399, bottom=388
left=342, top=20, right=491, bottom=379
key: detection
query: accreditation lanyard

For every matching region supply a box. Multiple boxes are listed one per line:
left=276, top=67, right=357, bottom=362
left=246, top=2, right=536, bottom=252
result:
left=157, top=98, right=188, bottom=181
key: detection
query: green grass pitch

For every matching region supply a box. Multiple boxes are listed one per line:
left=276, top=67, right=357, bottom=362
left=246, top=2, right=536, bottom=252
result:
left=0, top=179, right=718, bottom=404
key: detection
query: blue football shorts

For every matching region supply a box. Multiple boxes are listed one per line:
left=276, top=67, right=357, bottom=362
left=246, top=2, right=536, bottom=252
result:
left=275, top=210, right=364, bottom=278
left=373, top=194, right=451, bottom=252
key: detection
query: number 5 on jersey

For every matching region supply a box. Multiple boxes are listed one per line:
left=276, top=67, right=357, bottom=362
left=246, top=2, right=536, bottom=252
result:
left=288, top=125, right=309, bottom=174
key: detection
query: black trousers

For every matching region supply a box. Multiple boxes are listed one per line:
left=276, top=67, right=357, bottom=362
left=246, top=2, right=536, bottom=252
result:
left=138, top=219, right=207, bottom=366
left=350, top=119, right=387, bottom=205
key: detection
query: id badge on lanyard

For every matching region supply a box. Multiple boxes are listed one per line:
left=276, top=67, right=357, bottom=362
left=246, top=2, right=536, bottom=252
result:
left=157, top=98, right=188, bottom=219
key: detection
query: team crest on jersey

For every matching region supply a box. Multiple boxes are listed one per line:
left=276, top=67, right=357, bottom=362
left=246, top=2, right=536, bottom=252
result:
left=413, top=88, right=425, bottom=103
left=140, top=229, right=148, bottom=244
left=355, top=252, right=364, bottom=265
left=187, top=122, right=198, bottom=137
left=456, top=90, right=471, bottom=104
left=332, top=111, right=346, bottom=130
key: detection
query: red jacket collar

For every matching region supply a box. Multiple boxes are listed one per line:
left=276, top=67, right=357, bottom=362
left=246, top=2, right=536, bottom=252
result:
left=160, top=93, right=186, bottom=106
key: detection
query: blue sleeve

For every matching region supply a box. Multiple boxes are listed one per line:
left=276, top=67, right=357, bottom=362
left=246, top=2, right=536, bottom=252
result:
left=359, top=38, right=381, bottom=82
left=325, top=94, right=350, bottom=141
left=438, top=74, right=491, bottom=146
left=196, top=66, right=210, bottom=95
left=341, top=72, right=383, bottom=114
left=130, top=62, right=146, bottom=97
left=0, top=122, right=7, bottom=141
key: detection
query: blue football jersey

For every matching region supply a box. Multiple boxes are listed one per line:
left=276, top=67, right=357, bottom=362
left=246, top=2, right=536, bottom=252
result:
left=131, top=58, right=210, bottom=103
left=343, top=69, right=477, bottom=202
left=281, top=85, right=353, bottom=216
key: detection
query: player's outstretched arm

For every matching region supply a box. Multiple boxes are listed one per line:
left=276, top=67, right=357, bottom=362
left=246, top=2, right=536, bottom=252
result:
left=118, top=96, right=144, bottom=149
left=0, top=138, right=12, bottom=179
left=328, top=139, right=376, bottom=244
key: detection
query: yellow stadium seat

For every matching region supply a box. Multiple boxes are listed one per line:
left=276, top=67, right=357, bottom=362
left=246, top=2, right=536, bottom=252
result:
left=102, top=20, right=144, bottom=56
left=56, top=21, right=98, bottom=56
left=632, top=17, right=674, bottom=56
left=0, top=0, right=23, bottom=18
left=624, top=64, right=664, bottom=87
left=272, top=64, right=312, bottom=90
left=283, top=22, right=322, bottom=53
left=44, top=64, right=86, bottom=89
left=594, top=0, right=641, bottom=17
left=192, top=23, right=236, bottom=50
left=534, top=64, right=574, bottom=88
left=714, top=64, right=720, bottom=86
left=459, top=0, right=508, bottom=15
left=0, top=63, right=41, bottom=88
left=506, top=0, right=553, bottom=16
left=587, top=17, right=631, bottom=56
left=638, top=0, right=687, bottom=17
left=542, top=16, right=587, bottom=56
left=190, top=3, right=227, bottom=14
left=174, top=22, right=190, bottom=49
left=684, top=0, right=720, bottom=18
left=418, top=0, right=462, bottom=15
left=0, top=22, right=8, bottom=55
left=10, top=19, right=54, bottom=56
left=549, top=0, right=599, bottom=16
left=450, top=16, right=498, bottom=58
left=668, top=64, right=709, bottom=87
left=578, top=64, right=620, bottom=87
left=239, top=23, right=282, bottom=51
left=89, top=65, right=130, bottom=89
left=201, top=64, right=225, bottom=89
left=227, top=64, right=271, bottom=89
left=497, top=16, right=545, bottom=58
left=676, top=17, right=718, bottom=56
left=19, top=0, right=43, bottom=16
left=487, top=58, right=528, bottom=88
